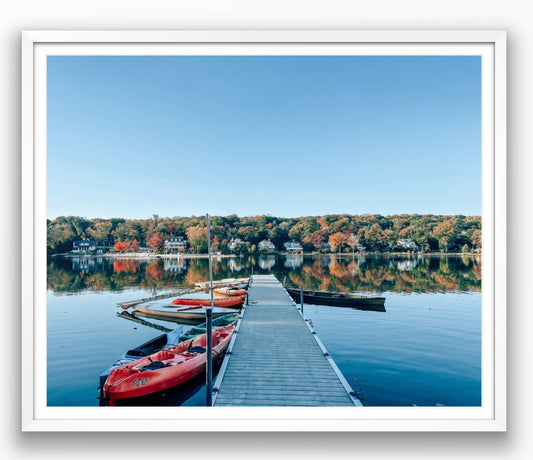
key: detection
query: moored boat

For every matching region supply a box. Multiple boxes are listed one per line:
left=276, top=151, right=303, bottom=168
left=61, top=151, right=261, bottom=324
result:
left=286, top=287, right=386, bottom=311
left=194, top=278, right=250, bottom=288
left=103, top=325, right=235, bottom=400
left=170, top=296, right=244, bottom=308
left=179, top=312, right=240, bottom=342
left=214, top=287, right=247, bottom=296
left=99, top=326, right=183, bottom=388
left=133, top=304, right=236, bottom=321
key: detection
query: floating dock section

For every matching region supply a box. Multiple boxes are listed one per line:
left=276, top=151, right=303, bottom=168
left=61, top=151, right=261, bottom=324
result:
left=213, top=274, right=362, bottom=406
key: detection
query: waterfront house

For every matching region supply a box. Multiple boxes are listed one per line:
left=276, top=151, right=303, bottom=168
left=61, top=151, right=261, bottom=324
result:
left=164, top=236, right=188, bottom=253
left=228, top=238, right=244, bottom=252
left=258, top=239, right=276, bottom=252
left=397, top=238, right=418, bottom=251
left=72, top=239, right=96, bottom=253
left=283, top=240, right=303, bottom=253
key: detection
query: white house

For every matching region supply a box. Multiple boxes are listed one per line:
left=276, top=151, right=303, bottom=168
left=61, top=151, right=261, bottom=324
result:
left=164, top=236, right=188, bottom=253
left=72, top=239, right=96, bottom=253
left=228, top=238, right=244, bottom=252
left=283, top=240, right=303, bottom=253
left=397, top=238, right=418, bottom=251
left=258, top=239, right=276, bottom=252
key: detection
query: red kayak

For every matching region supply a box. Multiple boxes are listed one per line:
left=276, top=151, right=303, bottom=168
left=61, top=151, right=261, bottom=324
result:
left=103, top=325, right=235, bottom=400
left=170, top=296, right=244, bottom=308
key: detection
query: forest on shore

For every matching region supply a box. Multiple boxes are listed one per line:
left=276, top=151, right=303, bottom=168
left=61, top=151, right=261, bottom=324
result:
left=47, top=213, right=482, bottom=256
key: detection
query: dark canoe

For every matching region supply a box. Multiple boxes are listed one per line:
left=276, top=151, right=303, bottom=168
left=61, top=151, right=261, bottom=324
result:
left=286, top=287, right=386, bottom=312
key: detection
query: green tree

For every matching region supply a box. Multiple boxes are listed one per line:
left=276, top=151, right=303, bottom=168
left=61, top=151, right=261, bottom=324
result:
left=186, top=225, right=208, bottom=253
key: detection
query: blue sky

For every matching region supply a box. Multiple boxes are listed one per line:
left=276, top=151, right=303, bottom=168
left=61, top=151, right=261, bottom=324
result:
left=47, top=55, right=481, bottom=219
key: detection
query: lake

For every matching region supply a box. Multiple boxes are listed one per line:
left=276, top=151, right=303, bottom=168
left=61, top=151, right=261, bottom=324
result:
left=47, top=253, right=481, bottom=407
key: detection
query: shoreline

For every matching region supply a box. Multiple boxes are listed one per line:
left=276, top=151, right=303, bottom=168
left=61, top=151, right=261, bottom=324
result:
left=56, top=251, right=481, bottom=259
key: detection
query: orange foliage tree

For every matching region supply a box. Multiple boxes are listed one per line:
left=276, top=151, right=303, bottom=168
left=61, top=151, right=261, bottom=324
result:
left=147, top=232, right=166, bottom=253
left=329, top=232, right=348, bottom=253
left=310, top=230, right=327, bottom=251
left=129, top=239, right=140, bottom=252
left=471, top=229, right=482, bottom=250
left=114, top=241, right=128, bottom=252
left=432, top=221, right=455, bottom=251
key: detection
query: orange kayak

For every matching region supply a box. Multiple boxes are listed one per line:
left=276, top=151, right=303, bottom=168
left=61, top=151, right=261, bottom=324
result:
left=214, top=287, right=247, bottom=296
left=103, top=325, right=235, bottom=400
left=170, top=296, right=244, bottom=308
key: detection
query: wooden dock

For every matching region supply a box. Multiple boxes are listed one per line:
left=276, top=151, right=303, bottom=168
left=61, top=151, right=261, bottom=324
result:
left=213, top=274, right=362, bottom=407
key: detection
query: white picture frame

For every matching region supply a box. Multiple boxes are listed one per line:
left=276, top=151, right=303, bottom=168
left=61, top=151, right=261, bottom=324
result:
left=21, top=30, right=507, bottom=432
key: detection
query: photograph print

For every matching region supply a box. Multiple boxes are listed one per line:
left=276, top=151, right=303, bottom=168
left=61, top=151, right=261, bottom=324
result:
left=24, top=32, right=505, bottom=431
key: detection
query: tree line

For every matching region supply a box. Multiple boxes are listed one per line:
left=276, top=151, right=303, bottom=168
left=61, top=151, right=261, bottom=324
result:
left=47, top=213, right=482, bottom=255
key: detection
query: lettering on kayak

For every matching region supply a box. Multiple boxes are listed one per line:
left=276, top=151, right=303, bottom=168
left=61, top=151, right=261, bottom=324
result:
left=132, top=377, right=150, bottom=387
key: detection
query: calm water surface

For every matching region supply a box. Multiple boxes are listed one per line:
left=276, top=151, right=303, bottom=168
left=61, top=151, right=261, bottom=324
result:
left=47, top=253, right=481, bottom=407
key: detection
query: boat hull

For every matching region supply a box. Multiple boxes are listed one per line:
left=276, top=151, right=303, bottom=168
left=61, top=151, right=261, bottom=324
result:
left=170, top=296, right=244, bottom=308
left=103, top=326, right=234, bottom=400
left=286, top=288, right=386, bottom=311
left=214, top=287, right=247, bottom=296
left=179, top=312, right=239, bottom=342
left=99, top=326, right=183, bottom=388
left=134, top=305, right=236, bottom=321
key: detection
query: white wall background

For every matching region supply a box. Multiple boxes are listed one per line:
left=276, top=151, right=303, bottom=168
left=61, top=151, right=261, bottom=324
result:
left=2, top=1, right=530, bottom=458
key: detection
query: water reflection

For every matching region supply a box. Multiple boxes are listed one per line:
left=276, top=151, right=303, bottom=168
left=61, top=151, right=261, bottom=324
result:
left=258, top=255, right=276, bottom=270
left=284, top=254, right=303, bottom=269
left=71, top=256, right=103, bottom=273
left=164, top=258, right=187, bottom=274
left=48, top=253, right=482, bottom=294
left=397, top=257, right=420, bottom=271
left=228, top=258, right=244, bottom=272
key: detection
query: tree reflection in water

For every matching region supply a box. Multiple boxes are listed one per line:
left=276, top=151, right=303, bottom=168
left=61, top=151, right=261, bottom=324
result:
left=47, top=253, right=481, bottom=294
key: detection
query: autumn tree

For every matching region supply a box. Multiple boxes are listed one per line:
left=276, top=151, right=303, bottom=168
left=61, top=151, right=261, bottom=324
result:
left=329, top=232, right=348, bottom=254
left=364, top=223, right=385, bottom=252
left=114, top=241, right=128, bottom=252
left=471, top=229, right=482, bottom=250
left=147, top=232, right=166, bottom=253
left=432, top=220, right=455, bottom=252
left=47, top=219, right=77, bottom=254
left=310, top=230, right=327, bottom=251
left=288, top=222, right=304, bottom=241
left=86, top=220, right=109, bottom=240
left=383, top=228, right=396, bottom=251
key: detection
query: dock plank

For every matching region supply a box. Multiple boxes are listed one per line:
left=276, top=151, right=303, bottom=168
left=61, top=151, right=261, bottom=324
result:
left=213, top=274, right=361, bottom=407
